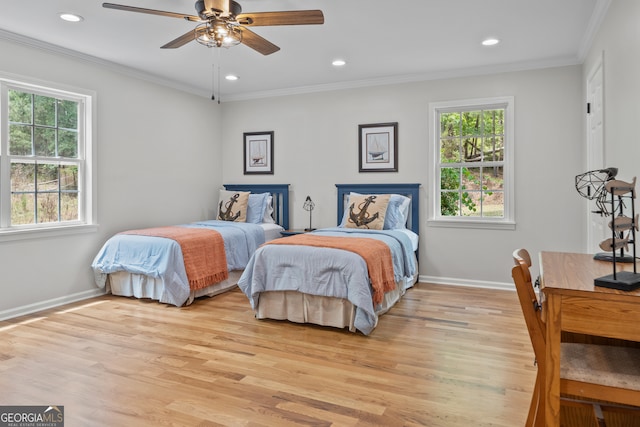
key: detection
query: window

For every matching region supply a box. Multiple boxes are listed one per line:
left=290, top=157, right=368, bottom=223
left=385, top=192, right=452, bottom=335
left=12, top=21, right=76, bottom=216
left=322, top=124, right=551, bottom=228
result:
left=428, top=97, right=514, bottom=229
left=0, top=74, right=96, bottom=240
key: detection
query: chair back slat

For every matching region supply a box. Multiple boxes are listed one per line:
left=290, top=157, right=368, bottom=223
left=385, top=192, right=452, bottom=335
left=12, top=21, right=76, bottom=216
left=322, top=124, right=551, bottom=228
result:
left=512, top=249, right=546, bottom=363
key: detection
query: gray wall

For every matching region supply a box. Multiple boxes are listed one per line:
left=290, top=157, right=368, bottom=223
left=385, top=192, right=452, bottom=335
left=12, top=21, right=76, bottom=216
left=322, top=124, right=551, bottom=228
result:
left=0, top=39, right=222, bottom=318
left=221, top=66, right=585, bottom=288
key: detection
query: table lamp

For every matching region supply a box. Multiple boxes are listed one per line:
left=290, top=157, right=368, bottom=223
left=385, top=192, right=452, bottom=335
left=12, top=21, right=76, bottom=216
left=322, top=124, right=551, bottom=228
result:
left=303, top=196, right=316, bottom=231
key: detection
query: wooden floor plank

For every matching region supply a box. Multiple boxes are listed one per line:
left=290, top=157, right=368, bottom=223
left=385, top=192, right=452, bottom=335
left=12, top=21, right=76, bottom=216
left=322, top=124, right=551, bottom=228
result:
left=0, top=283, right=535, bottom=426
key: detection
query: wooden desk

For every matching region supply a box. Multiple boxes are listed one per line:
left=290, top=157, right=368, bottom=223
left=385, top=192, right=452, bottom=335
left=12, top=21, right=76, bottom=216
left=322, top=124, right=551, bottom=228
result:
left=539, top=251, right=640, bottom=426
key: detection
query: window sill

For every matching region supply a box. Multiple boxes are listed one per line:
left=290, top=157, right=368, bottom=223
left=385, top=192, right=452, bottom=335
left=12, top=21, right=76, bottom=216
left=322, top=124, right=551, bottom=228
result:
left=427, top=218, right=516, bottom=230
left=0, top=223, right=99, bottom=243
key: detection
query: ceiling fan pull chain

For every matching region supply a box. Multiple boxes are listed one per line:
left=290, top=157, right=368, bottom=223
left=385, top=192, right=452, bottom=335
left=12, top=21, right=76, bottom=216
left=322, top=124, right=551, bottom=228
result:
left=216, top=48, right=221, bottom=104
left=210, top=47, right=222, bottom=103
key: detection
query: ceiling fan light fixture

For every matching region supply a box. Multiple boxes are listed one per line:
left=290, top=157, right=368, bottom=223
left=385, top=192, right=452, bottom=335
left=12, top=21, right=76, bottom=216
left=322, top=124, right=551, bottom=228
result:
left=195, top=21, right=242, bottom=48
left=225, top=74, right=239, bottom=81
left=214, top=21, right=229, bottom=36
left=221, top=27, right=242, bottom=48
left=332, top=59, right=346, bottom=67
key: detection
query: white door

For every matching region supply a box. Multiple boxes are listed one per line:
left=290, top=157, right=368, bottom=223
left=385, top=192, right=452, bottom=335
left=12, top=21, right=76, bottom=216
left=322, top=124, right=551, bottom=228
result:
left=586, top=53, right=606, bottom=253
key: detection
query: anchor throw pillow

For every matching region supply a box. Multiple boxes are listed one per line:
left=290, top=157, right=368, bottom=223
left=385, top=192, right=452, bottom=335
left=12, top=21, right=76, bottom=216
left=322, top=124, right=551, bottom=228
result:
left=344, top=194, right=390, bottom=230
left=217, top=190, right=250, bottom=222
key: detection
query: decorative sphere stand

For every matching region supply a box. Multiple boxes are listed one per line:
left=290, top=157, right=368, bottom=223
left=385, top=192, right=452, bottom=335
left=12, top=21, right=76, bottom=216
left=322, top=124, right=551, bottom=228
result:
left=594, top=177, right=640, bottom=291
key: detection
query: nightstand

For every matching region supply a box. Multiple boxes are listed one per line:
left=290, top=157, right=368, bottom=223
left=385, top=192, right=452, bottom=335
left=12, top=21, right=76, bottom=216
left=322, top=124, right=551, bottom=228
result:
left=280, top=229, right=313, bottom=237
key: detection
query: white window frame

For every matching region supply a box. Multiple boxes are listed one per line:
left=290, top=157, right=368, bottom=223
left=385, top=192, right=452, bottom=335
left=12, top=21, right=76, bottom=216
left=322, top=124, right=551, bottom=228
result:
left=427, top=96, right=515, bottom=230
left=0, top=72, right=97, bottom=242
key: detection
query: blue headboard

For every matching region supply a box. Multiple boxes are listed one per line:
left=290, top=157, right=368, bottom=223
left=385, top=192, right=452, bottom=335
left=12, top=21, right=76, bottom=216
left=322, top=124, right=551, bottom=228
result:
left=335, top=183, right=421, bottom=236
left=223, top=184, right=290, bottom=229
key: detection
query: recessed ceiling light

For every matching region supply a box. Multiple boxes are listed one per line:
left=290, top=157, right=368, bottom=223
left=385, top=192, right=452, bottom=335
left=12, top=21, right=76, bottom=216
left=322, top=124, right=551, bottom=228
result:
left=482, top=38, right=500, bottom=46
left=59, top=13, right=83, bottom=22
left=225, top=74, right=239, bottom=81
left=332, top=59, right=346, bottom=67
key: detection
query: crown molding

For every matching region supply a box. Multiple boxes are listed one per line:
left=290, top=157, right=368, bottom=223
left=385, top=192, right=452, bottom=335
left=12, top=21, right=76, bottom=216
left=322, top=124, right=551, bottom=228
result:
left=0, top=28, right=205, bottom=98
left=0, top=24, right=592, bottom=104
left=577, top=0, right=611, bottom=61
left=222, top=56, right=582, bottom=102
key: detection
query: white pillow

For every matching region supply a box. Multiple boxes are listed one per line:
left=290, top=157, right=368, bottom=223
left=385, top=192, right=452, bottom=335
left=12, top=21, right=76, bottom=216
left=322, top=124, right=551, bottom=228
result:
left=262, top=196, right=275, bottom=224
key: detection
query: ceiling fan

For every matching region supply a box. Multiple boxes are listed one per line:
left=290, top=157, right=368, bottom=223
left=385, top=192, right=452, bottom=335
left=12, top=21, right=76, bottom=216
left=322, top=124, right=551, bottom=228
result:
left=102, top=0, right=324, bottom=55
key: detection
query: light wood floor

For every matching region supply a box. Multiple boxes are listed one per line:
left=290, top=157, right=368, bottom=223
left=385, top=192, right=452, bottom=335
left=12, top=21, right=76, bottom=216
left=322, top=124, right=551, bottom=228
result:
left=0, top=283, right=537, bottom=426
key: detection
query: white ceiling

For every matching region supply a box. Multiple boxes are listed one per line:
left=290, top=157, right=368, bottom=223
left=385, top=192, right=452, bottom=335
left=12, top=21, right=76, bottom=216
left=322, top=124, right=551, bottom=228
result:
left=0, top=0, right=607, bottom=102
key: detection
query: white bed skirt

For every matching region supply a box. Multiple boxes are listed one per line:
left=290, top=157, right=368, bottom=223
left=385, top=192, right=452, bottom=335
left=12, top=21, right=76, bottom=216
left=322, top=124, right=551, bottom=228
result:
left=255, top=272, right=418, bottom=333
left=106, top=270, right=243, bottom=306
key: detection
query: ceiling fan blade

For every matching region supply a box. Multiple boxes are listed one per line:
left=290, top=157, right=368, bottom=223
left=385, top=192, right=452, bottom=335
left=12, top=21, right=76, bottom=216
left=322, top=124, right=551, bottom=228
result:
left=239, top=28, right=280, bottom=55
left=161, top=30, right=197, bottom=49
left=237, top=10, right=324, bottom=26
left=102, top=3, right=201, bottom=22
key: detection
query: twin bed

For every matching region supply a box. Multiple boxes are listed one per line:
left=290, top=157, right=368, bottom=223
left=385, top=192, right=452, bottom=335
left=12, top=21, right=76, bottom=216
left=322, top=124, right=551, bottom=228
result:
left=238, top=183, right=420, bottom=335
left=91, top=184, right=289, bottom=307
left=91, top=183, right=420, bottom=335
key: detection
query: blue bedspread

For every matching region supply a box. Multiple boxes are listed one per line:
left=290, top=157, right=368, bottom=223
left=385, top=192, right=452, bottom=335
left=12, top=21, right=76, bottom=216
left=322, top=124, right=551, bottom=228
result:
left=91, top=220, right=265, bottom=306
left=237, top=227, right=417, bottom=335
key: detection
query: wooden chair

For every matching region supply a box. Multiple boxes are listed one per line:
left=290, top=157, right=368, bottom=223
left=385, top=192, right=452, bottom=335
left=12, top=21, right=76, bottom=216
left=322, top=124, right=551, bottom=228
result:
left=512, top=249, right=640, bottom=427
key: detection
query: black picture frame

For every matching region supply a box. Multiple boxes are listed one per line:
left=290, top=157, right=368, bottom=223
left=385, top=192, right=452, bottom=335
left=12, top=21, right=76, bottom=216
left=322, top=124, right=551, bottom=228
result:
left=243, top=131, right=274, bottom=175
left=358, top=122, right=398, bottom=172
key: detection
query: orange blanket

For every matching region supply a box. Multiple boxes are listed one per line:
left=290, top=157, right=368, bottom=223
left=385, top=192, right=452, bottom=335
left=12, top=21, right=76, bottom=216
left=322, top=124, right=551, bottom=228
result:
left=264, top=234, right=395, bottom=305
left=121, top=226, right=228, bottom=291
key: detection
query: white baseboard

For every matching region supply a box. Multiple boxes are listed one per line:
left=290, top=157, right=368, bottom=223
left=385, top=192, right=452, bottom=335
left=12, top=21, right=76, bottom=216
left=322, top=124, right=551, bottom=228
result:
left=1, top=278, right=512, bottom=321
left=419, top=275, right=514, bottom=291
left=0, top=288, right=106, bottom=321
